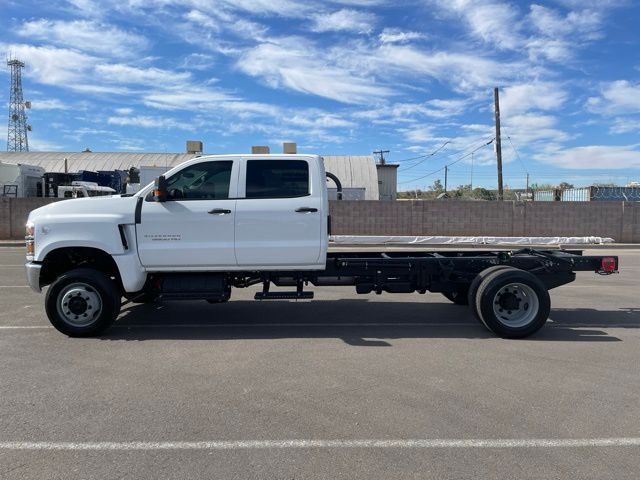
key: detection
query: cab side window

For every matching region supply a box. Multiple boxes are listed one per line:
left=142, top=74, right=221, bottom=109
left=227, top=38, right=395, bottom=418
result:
left=165, top=161, right=233, bottom=200
left=245, top=160, right=309, bottom=199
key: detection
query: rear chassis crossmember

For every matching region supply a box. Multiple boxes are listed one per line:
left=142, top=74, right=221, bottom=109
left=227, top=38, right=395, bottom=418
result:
left=146, top=249, right=618, bottom=298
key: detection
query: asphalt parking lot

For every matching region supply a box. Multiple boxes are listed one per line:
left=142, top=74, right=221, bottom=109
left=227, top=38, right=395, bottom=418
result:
left=1, top=246, right=639, bottom=479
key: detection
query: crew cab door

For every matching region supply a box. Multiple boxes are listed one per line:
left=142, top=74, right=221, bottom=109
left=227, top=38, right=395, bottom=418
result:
left=235, top=158, right=322, bottom=267
left=136, top=160, right=238, bottom=269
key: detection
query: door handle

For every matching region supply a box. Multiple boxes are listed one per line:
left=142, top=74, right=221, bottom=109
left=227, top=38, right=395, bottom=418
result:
left=295, top=207, right=318, bottom=213
left=208, top=208, right=231, bottom=215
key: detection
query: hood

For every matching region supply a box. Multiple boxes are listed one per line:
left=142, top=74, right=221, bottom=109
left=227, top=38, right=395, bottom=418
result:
left=28, top=195, right=140, bottom=225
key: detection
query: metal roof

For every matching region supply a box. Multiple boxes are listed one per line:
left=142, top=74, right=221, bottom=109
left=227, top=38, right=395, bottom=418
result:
left=0, top=152, right=196, bottom=173
left=322, top=155, right=379, bottom=200
left=0, top=152, right=380, bottom=200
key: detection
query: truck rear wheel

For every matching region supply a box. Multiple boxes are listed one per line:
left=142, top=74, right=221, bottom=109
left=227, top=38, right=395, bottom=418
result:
left=45, top=268, right=121, bottom=337
left=475, top=268, right=550, bottom=339
left=467, top=265, right=513, bottom=322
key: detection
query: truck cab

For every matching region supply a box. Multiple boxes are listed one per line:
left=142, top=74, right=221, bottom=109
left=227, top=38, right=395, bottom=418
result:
left=136, top=154, right=328, bottom=270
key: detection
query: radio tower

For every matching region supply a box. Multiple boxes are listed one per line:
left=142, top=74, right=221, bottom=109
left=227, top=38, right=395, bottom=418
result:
left=6, top=57, right=31, bottom=151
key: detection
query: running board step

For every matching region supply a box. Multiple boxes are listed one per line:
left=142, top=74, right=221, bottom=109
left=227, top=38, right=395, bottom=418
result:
left=254, top=291, right=314, bottom=300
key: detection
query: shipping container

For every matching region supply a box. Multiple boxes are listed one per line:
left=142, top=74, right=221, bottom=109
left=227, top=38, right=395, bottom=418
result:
left=561, top=187, right=592, bottom=202
left=533, top=189, right=559, bottom=201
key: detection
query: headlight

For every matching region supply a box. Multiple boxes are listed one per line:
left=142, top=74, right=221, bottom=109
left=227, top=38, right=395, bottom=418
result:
left=25, top=222, right=35, bottom=259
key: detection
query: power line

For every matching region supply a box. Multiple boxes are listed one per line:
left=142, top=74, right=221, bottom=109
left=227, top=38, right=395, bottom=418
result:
left=396, top=141, right=450, bottom=170
left=398, top=138, right=495, bottom=185
left=503, top=130, right=528, bottom=176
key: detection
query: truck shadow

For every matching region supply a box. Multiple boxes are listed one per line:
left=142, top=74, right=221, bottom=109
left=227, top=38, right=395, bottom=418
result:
left=99, top=300, right=640, bottom=343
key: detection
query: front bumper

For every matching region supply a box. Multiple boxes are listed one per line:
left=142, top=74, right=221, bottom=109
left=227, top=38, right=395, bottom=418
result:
left=25, top=262, right=42, bottom=293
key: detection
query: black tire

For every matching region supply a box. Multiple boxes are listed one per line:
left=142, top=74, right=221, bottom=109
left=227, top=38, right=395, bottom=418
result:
left=45, top=268, right=121, bottom=337
left=468, top=265, right=514, bottom=321
left=442, top=289, right=469, bottom=305
left=475, top=268, right=550, bottom=339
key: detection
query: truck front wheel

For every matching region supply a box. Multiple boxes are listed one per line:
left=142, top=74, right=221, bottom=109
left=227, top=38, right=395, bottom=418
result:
left=475, top=268, right=550, bottom=339
left=45, top=268, right=121, bottom=337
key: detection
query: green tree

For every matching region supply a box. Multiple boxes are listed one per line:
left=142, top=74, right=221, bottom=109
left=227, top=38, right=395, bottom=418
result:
left=472, top=188, right=496, bottom=201
left=429, top=179, right=444, bottom=192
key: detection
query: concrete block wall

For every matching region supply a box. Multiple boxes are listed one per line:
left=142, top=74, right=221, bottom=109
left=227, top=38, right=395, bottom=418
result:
left=1, top=198, right=640, bottom=242
left=329, top=200, right=640, bottom=242
left=1, top=198, right=60, bottom=240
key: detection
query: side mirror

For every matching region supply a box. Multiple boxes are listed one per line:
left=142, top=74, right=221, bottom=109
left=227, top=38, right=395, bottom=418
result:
left=153, top=175, right=167, bottom=202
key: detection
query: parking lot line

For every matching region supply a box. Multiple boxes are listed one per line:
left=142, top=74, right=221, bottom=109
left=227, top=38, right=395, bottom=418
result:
left=0, top=438, right=639, bottom=450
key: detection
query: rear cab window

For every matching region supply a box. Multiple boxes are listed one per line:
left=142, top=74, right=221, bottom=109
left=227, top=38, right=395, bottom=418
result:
left=245, top=160, right=309, bottom=199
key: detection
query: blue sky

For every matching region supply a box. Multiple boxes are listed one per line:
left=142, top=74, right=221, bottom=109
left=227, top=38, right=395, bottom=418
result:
left=1, top=0, right=639, bottom=189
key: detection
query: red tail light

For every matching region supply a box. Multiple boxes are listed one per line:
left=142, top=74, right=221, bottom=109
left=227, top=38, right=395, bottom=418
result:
left=601, top=257, right=617, bottom=273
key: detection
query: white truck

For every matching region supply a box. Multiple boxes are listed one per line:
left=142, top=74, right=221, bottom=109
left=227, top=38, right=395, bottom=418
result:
left=24, top=154, right=618, bottom=338
left=0, top=162, right=45, bottom=197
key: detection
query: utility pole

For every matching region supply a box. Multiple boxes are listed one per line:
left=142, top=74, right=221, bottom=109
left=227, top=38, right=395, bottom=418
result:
left=444, top=165, right=448, bottom=194
left=470, top=152, right=474, bottom=190
left=373, top=149, right=390, bottom=165
left=494, top=87, right=504, bottom=201
left=526, top=173, right=530, bottom=198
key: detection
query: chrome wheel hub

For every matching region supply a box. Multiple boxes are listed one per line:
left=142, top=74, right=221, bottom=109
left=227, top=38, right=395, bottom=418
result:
left=492, top=282, right=539, bottom=328
left=57, top=283, right=102, bottom=326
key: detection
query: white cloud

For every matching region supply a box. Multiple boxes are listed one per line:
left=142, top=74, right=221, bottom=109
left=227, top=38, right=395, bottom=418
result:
left=500, top=82, right=567, bottom=116
left=525, top=5, right=604, bottom=62
left=503, top=113, right=568, bottom=144
left=184, top=10, right=221, bottom=31
left=64, top=0, right=103, bottom=16
left=402, top=125, right=437, bottom=143
left=28, top=135, right=64, bottom=151
left=609, top=118, right=640, bottom=135
left=538, top=145, right=640, bottom=169
left=355, top=98, right=468, bottom=123
left=18, top=19, right=148, bottom=58
left=30, top=99, right=70, bottom=110
left=587, top=80, right=640, bottom=115
left=142, top=88, right=238, bottom=110
left=107, top=115, right=189, bottom=129
left=0, top=43, right=97, bottom=85
left=373, top=45, right=518, bottom=91
left=311, top=9, right=376, bottom=33
left=525, top=37, right=572, bottom=63
left=379, top=28, right=424, bottom=44
left=236, top=38, right=393, bottom=104
left=114, top=107, right=133, bottom=115
left=432, top=0, right=523, bottom=50
left=181, top=53, right=216, bottom=71
left=95, top=64, right=191, bottom=87
left=529, top=4, right=602, bottom=39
